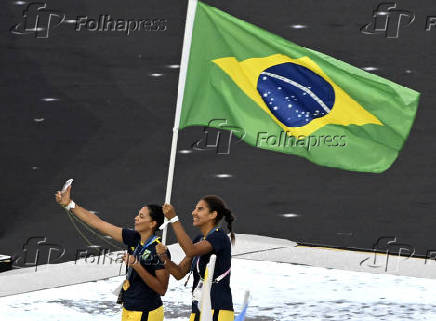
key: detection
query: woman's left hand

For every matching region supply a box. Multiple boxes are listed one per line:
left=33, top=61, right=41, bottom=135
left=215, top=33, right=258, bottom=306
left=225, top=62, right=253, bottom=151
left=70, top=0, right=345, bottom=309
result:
left=162, top=203, right=176, bottom=219
left=122, top=253, right=138, bottom=266
left=156, top=243, right=168, bottom=256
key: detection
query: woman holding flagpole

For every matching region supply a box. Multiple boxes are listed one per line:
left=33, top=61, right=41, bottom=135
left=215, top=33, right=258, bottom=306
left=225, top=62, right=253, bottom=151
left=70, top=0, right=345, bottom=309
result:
left=156, top=195, right=235, bottom=321
left=55, top=184, right=170, bottom=321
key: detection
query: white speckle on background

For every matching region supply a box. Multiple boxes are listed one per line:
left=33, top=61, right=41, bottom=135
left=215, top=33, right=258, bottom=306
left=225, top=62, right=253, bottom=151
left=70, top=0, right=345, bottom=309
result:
left=290, top=24, right=308, bottom=29
left=215, top=174, right=232, bottom=178
left=362, top=67, right=378, bottom=71
left=178, top=150, right=192, bottom=154
left=281, top=213, right=299, bottom=218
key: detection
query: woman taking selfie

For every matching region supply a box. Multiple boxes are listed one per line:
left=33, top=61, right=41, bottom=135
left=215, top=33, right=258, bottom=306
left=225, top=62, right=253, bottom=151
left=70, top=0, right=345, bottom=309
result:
left=55, top=184, right=170, bottom=321
left=156, top=195, right=235, bottom=321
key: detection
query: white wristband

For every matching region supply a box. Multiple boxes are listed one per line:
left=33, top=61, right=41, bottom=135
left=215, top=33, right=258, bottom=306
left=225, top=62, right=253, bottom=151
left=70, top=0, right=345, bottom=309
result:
left=169, top=216, right=179, bottom=224
left=159, top=216, right=179, bottom=230
left=64, top=200, right=76, bottom=211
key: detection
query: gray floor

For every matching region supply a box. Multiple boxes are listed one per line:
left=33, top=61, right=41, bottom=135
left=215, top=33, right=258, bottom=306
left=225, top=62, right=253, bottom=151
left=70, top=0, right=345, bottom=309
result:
left=1, top=0, right=436, bottom=264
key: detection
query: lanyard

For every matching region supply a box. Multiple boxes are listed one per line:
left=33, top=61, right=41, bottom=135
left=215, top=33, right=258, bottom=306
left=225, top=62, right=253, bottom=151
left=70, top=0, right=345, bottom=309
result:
left=126, top=235, right=159, bottom=281
left=203, top=227, right=219, bottom=240
left=191, top=227, right=218, bottom=274
left=195, top=255, right=231, bottom=283
left=134, top=235, right=159, bottom=256
left=186, top=228, right=231, bottom=285
left=184, top=228, right=218, bottom=287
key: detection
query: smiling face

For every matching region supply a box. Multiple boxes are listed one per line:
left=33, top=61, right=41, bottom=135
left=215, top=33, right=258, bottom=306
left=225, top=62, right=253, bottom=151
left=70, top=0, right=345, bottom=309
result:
left=191, top=199, right=217, bottom=227
left=134, top=206, right=156, bottom=233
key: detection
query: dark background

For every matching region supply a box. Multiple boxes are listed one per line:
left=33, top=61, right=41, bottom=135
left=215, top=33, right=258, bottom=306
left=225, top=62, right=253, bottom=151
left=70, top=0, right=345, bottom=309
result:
left=1, top=0, right=435, bottom=264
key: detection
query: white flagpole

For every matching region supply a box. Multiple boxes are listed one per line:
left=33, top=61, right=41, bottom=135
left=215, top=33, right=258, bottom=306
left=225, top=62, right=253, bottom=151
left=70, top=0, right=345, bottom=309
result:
left=199, top=255, right=216, bottom=321
left=162, top=0, right=198, bottom=245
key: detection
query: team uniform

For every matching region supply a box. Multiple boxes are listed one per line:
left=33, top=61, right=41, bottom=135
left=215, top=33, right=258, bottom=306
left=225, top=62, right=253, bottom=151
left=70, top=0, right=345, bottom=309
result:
left=120, top=228, right=170, bottom=321
left=189, top=228, right=234, bottom=321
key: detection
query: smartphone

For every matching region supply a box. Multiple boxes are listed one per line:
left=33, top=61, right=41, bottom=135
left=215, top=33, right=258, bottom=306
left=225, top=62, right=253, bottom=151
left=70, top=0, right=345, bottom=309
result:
left=62, top=179, right=74, bottom=192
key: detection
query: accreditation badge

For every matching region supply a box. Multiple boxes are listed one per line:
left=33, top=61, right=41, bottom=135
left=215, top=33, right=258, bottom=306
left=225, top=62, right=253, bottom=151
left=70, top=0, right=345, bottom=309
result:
left=141, top=249, right=151, bottom=261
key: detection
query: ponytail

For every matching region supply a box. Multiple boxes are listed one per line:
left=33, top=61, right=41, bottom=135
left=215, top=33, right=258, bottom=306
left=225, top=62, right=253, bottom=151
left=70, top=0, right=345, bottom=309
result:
left=223, top=208, right=235, bottom=245
left=202, top=195, right=236, bottom=245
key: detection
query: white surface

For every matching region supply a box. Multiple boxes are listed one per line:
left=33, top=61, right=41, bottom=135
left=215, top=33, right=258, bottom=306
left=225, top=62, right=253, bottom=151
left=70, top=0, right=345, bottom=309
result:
left=1, top=258, right=436, bottom=320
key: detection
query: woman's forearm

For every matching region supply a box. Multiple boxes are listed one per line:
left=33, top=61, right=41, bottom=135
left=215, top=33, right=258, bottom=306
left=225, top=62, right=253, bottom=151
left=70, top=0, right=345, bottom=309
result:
left=56, top=188, right=122, bottom=243
left=160, top=254, right=189, bottom=280
left=170, top=221, right=197, bottom=256
left=69, top=205, right=123, bottom=243
left=70, top=205, right=102, bottom=229
left=132, top=263, right=167, bottom=296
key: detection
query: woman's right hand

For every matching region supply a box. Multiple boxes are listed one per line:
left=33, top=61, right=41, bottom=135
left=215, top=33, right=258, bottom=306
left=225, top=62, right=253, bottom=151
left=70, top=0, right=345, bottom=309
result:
left=162, top=203, right=176, bottom=220
left=55, top=185, right=72, bottom=207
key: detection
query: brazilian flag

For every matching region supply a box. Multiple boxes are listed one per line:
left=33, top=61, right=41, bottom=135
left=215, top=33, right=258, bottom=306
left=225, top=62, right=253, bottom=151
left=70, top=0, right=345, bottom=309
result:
left=179, top=1, right=420, bottom=173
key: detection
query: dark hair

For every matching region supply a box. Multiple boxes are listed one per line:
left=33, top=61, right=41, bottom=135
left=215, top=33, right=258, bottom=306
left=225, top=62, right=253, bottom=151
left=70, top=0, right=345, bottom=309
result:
left=202, top=195, right=235, bottom=244
left=147, top=204, right=165, bottom=233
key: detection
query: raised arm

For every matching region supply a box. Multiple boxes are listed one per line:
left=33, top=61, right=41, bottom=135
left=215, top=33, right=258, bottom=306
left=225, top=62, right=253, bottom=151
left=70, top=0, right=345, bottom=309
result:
left=162, top=204, right=213, bottom=257
left=55, top=185, right=123, bottom=243
left=155, top=243, right=192, bottom=280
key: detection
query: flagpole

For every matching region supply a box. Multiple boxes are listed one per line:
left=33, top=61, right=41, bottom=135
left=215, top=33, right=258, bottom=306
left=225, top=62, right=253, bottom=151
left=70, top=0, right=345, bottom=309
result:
left=162, top=0, right=198, bottom=245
